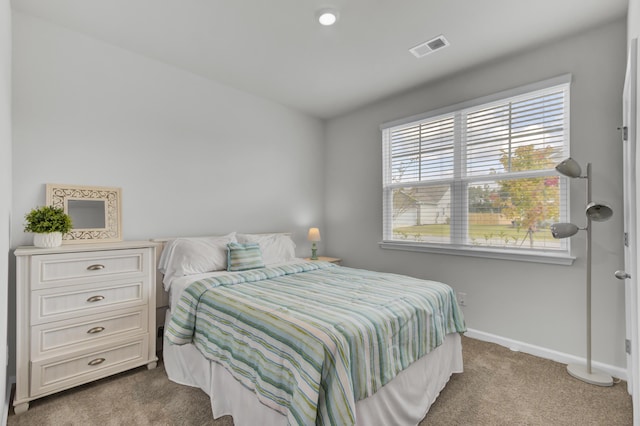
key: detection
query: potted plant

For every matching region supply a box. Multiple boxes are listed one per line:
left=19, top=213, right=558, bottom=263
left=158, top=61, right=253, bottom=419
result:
left=24, top=206, right=73, bottom=248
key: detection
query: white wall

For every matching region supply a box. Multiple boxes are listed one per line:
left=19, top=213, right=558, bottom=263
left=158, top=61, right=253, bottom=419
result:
left=325, top=19, right=628, bottom=368
left=0, top=0, right=9, bottom=422
left=10, top=11, right=325, bottom=373
left=11, top=11, right=325, bottom=246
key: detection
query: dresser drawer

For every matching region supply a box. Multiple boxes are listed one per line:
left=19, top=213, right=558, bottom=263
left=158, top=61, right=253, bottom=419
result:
left=30, top=336, right=148, bottom=397
left=32, top=306, right=148, bottom=358
left=32, top=278, right=147, bottom=325
left=31, top=248, right=148, bottom=289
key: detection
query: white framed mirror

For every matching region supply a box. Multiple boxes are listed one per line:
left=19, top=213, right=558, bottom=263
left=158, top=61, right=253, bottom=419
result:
left=46, top=183, right=122, bottom=243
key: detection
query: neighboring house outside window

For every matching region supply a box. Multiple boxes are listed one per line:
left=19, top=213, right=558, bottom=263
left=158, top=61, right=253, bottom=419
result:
left=380, top=75, right=573, bottom=264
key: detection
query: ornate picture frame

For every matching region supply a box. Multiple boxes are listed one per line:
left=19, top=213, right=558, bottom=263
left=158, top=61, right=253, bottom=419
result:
left=46, top=184, right=122, bottom=243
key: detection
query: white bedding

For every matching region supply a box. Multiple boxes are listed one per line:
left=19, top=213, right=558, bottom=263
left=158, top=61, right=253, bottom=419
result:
left=163, top=309, right=462, bottom=426
left=168, top=259, right=307, bottom=310
left=163, top=262, right=464, bottom=425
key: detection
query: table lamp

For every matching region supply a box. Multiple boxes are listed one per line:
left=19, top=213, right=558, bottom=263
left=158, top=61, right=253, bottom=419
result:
left=307, top=227, right=321, bottom=260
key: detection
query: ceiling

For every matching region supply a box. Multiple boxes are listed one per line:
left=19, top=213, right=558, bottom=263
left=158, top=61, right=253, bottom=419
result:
left=11, top=0, right=628, bottom=119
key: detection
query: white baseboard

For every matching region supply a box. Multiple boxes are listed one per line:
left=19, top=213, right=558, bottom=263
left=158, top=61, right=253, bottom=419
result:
left=464, top=328, right=627, bottom=381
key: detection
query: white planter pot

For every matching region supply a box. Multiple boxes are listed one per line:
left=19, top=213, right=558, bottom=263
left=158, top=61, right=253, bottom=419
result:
left=33, top=232, right=63, bottom=248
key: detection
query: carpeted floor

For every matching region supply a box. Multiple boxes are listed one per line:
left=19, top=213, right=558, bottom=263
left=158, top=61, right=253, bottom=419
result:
left=8, top=336, right=633, bottom=425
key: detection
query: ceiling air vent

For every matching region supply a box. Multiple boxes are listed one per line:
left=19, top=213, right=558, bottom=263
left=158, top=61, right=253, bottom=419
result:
left=409, top=35, right=450, bottom=58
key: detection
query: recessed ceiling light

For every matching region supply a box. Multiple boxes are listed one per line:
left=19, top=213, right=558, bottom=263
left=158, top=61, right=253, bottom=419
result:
left=317, top=9, right=338, bottom=26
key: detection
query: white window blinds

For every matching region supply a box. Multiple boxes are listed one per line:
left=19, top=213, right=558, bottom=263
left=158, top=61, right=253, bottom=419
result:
left=382, top=76, right=570, bottom=254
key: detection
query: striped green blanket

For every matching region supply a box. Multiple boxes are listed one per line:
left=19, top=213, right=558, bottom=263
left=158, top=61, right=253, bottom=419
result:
left=166, top=262, right=466, bottom=426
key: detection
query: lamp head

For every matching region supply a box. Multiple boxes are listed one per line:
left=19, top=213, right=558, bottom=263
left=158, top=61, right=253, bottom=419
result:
left=555, top=157, right=582, bottom=178
left=585, top=202, right=613, bottom=222
left=550, top=223, right=580, bottom=239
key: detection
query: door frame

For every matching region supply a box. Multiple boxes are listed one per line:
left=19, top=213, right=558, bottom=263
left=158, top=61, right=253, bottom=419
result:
left=623, top=37, right=638, bottom=423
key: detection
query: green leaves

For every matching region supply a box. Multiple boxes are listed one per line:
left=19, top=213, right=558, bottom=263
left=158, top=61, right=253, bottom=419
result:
left=24, top=206, right=73, bottom=234
left=496, top=145, right=560, bottom=230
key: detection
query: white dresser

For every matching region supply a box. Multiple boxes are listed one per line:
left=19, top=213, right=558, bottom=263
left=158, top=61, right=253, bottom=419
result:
left=13, top=241, right=159, bottom=414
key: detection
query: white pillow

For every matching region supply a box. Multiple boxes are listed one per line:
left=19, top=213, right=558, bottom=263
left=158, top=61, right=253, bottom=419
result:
left=158, top=232, right=237, bottom=289
left=236, top=233, right=296, bottom=264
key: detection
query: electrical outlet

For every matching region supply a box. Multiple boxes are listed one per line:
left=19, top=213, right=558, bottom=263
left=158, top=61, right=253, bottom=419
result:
left=457, top=292, right=467, bottom=307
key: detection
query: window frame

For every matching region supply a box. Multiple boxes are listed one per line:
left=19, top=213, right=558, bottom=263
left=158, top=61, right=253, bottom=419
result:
left=379, top=74, right=575, bottom=265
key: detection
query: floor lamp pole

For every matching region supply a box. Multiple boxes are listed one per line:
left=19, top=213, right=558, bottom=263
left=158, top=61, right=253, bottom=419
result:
left=586, top=162, right=592, bottom=375
left=566, top=163, right=613, bottom=386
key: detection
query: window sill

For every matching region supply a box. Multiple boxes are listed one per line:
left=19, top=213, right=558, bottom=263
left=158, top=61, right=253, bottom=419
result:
left=378, top=241, right=575, bottom=265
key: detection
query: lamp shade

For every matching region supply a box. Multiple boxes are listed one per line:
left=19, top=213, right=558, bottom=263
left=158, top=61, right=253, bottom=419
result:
left=550, top=223, right=580, bottom=239
left=555, top=157, right=582, bottom=178
left=307, top=227, right=321, bottom=242
left=585, top=202, right=613, bottom=222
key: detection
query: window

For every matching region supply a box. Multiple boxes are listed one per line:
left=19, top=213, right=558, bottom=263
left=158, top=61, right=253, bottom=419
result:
left=381, top=75, right=571, bottom=262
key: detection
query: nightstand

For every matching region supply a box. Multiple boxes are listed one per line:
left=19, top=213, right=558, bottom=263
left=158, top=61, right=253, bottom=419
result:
left=305, top=256, right=342, bottom=265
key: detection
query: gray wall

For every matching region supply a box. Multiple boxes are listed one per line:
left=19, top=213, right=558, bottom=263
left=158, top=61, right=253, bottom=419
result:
left=8, top=4, right=631, bottom=376
left=631, top=0, right=639, bottom=44
left=1, top=0, right=10, bottom=420
left=11, top=12, right=326, bottom=249
left=324, top=19, right=628, bottom=368
left=10, top=11, right=326, bottom=375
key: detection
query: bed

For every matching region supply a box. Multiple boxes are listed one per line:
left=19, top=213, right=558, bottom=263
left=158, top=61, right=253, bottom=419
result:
left=157, top=232, right=466, bottom=426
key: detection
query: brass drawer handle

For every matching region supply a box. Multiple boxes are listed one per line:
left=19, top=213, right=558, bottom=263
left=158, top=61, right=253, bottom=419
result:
left=86, top=295, right=105, bottom=303
left=88, top=358, right=105, bottom=366
left=87, top=326, right=105, bottom=334
left=87, top=264, right=105, bottom=271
